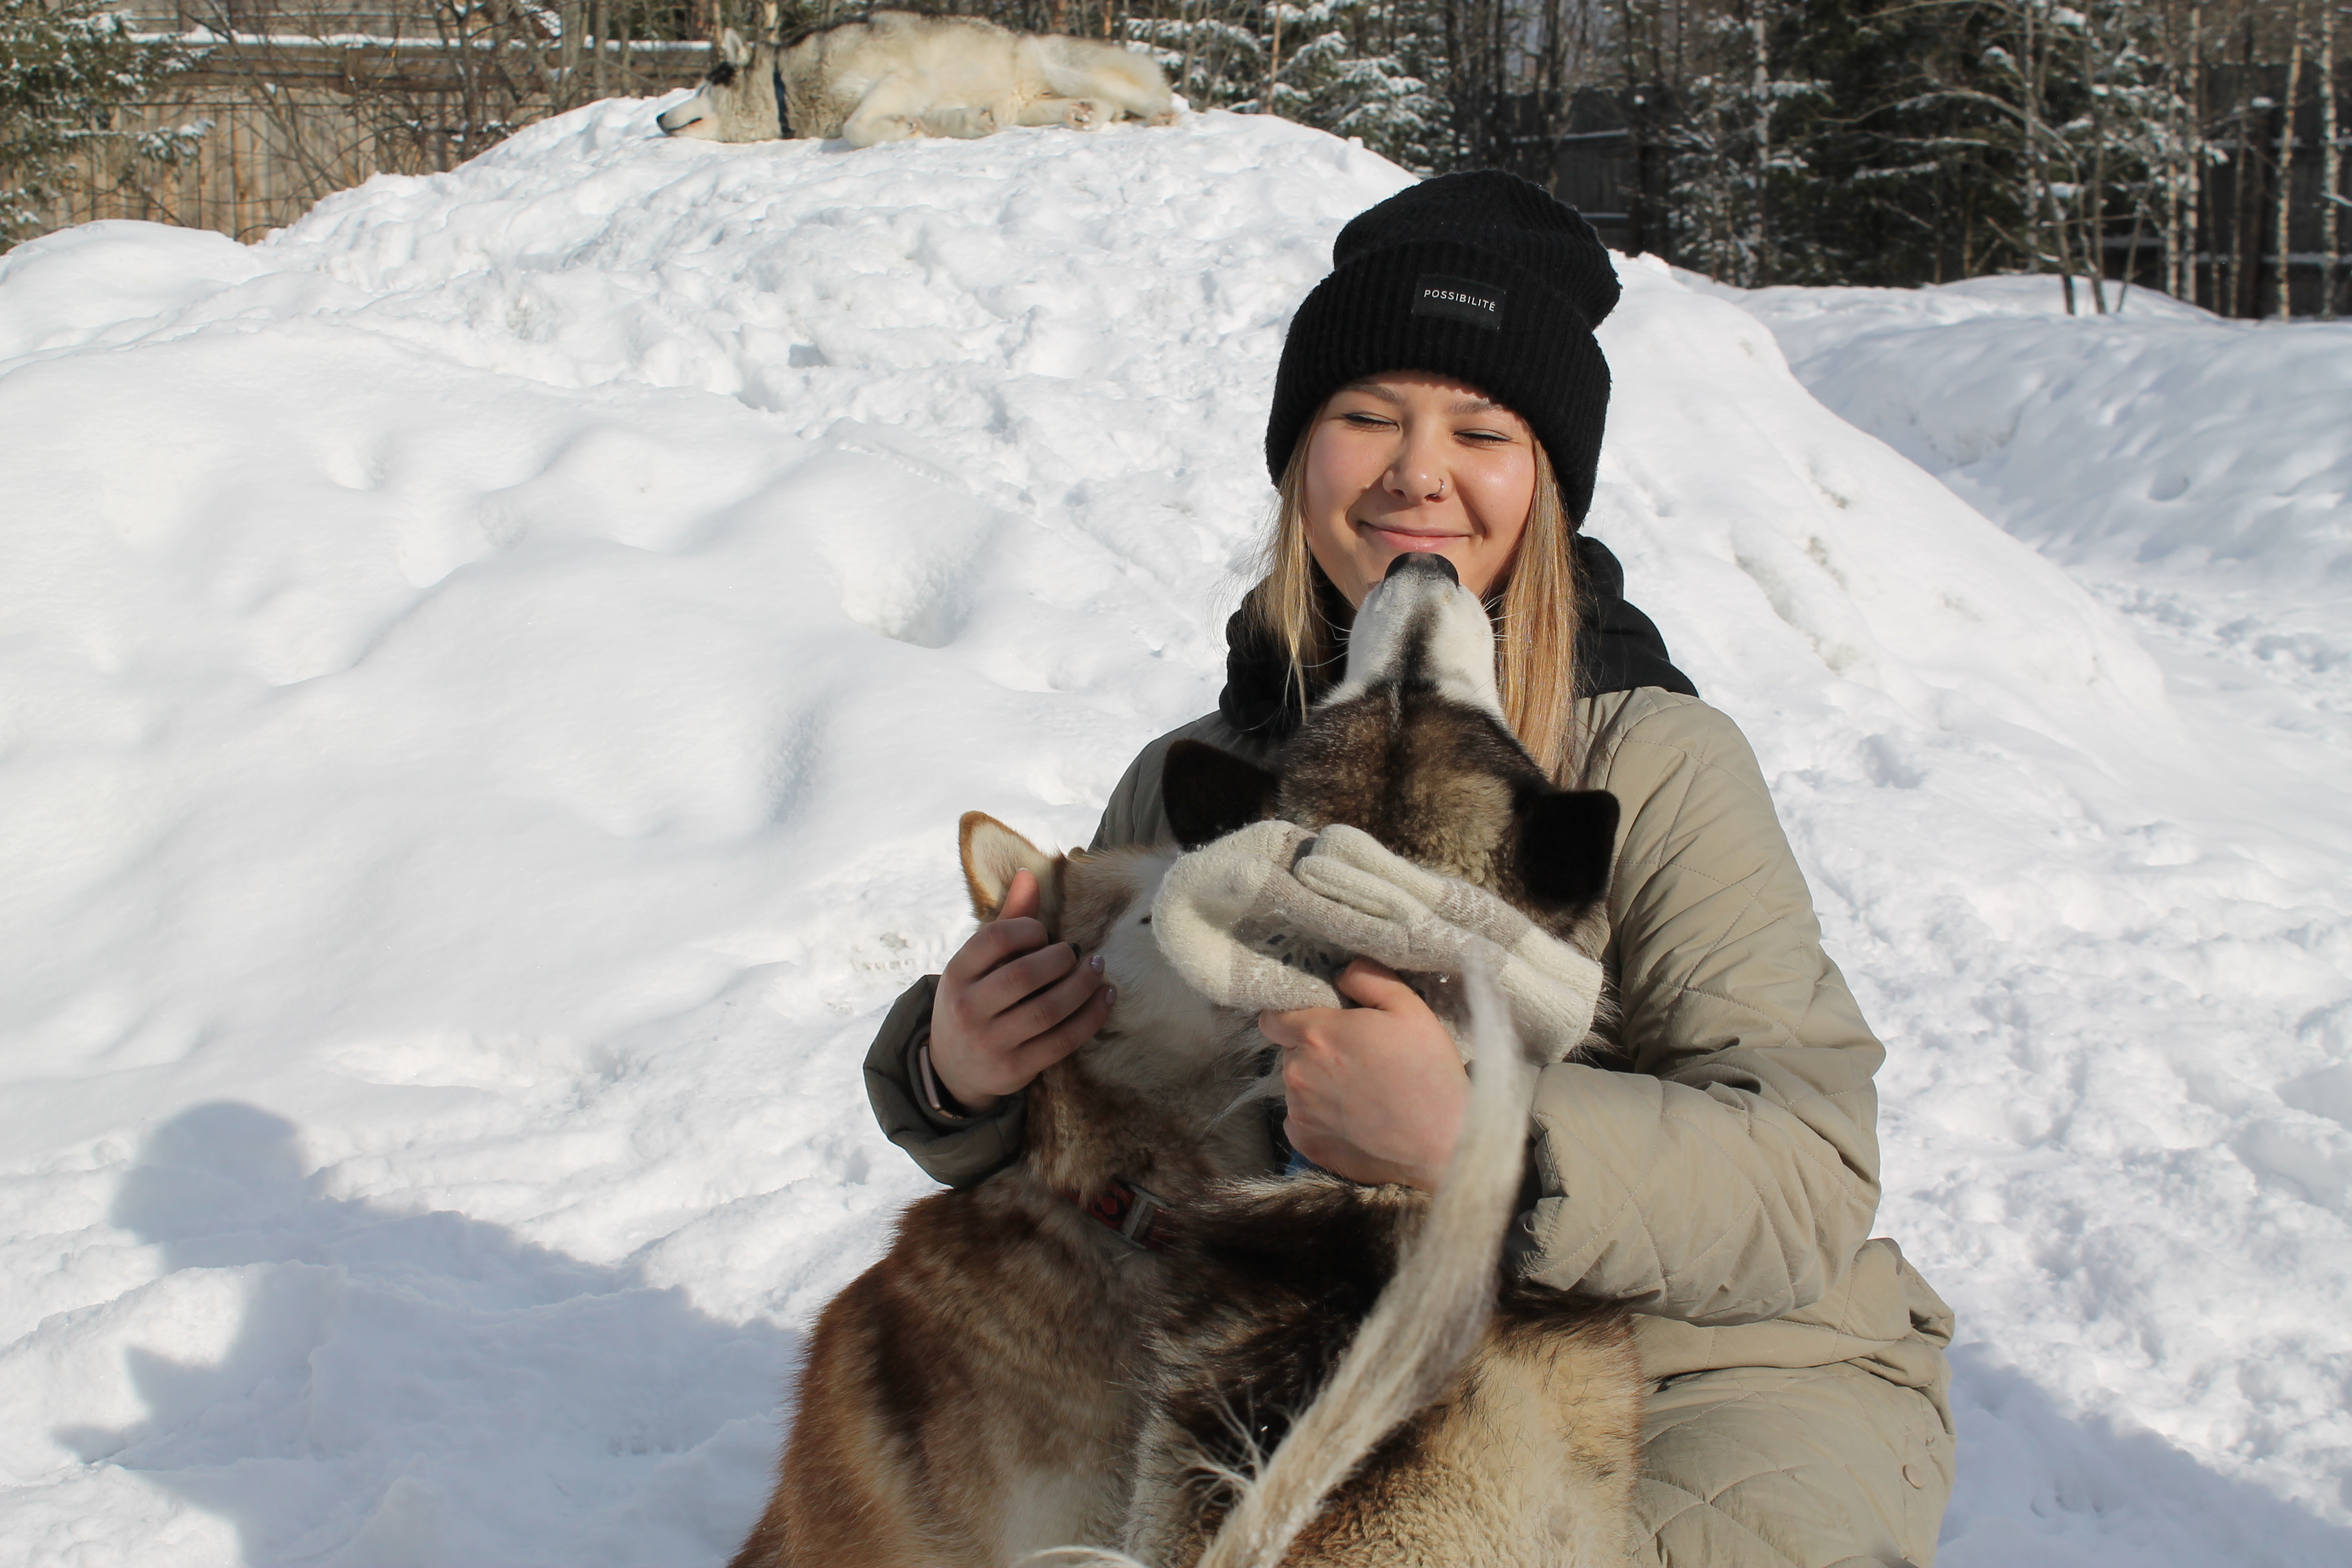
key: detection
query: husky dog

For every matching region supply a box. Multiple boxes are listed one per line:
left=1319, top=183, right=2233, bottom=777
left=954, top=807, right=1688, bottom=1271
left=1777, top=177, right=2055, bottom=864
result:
left=656, top=11, right=1179, bottom=148
left=1114, top=552, right=1643, bottom=1567
left=725, top=818, right=1266, bottom=1568
left=734, top=554, right=1635, bottom=1567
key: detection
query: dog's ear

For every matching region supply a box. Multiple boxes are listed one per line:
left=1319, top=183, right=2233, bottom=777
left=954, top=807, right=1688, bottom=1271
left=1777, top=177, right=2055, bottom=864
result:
left=1162, top=739, right=1280, bottom=850
left=959, top=812, right=1065, bottom=930
left=720, top=27, right=751, bottom=65
left=1513, top=788, right=1619, bottom=911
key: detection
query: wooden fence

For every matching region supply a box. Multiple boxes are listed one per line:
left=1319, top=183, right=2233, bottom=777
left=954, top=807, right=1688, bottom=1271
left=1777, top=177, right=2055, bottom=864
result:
left=14, top=0, right=1161, bottom=245
left=31, top=24, right=710, bottom=242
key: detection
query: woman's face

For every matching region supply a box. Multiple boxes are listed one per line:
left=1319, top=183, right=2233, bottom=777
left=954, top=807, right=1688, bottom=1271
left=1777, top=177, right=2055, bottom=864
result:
left=1299, top=371, right=1538, bottom=608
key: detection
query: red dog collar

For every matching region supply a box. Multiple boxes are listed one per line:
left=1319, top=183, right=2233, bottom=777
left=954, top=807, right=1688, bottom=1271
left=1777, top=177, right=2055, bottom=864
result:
left=1066, top=1178, right=1176, bottom=1252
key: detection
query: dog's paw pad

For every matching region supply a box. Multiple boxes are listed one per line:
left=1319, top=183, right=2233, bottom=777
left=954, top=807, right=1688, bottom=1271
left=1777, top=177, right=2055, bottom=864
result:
left=1064, top=100, right=1102, bottom=130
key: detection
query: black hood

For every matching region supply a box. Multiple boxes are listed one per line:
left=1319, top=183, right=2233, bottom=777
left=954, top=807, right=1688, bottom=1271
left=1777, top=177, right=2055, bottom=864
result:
left=1216, top=535, right=1696, bottom=739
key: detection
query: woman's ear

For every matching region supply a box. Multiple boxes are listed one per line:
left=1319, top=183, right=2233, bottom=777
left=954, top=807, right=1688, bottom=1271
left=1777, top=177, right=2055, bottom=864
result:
left=959, top=812, right=1064, bottom=927
left=1162, top=739, right=1280, bottom=850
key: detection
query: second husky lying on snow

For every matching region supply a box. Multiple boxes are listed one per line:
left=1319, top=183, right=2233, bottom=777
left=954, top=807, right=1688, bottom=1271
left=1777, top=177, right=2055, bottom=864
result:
left=657, top=12, right=1178, bottom=148
left=728, top=553, right=1636, bottom=1566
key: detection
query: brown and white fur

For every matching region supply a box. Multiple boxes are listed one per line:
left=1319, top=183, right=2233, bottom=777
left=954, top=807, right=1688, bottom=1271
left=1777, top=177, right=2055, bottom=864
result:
left=657, top=12, right=1179, bottom=148
left=727, top=821, right=1265, bottom=1567
left=1110, top=553, right=1645, bottom=1567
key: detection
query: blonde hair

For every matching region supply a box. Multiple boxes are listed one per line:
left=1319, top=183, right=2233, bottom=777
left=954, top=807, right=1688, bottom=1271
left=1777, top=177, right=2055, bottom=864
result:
left=1248, top=424, right=1584, bottom=780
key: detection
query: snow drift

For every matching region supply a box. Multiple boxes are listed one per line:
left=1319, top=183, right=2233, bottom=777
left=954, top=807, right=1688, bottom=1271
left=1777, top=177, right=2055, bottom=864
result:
left=1723, top=274, right=2352, bottom=753
left=1, top=102, right=2347, bottom=1566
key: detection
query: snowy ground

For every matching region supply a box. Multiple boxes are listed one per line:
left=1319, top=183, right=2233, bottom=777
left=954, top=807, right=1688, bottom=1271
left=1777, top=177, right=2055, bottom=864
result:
left=1707, top=274, right=2352, bottom=1562
left=1, top=103, right=2346, bottom=1566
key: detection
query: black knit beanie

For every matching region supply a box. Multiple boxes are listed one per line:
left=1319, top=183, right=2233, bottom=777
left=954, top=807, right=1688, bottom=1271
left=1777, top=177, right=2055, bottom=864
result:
left=1265, top=171, right=1621, bottom=522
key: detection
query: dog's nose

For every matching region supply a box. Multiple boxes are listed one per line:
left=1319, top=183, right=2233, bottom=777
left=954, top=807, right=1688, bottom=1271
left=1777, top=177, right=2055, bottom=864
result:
left=1384, top=552, right=1459, bottom=585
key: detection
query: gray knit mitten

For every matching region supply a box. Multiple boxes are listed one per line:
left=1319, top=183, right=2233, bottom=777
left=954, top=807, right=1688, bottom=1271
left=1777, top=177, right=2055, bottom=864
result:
left=1150, top=820, right=1604, bottom=1064
left=1150, top=819, right=1347, bottom=1017
left=1293, top=825, right=1603, bottom=1063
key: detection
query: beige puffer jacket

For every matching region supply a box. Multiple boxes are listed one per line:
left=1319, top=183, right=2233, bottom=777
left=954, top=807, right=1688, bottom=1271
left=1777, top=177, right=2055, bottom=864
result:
left=865, top=687, right=1953, bottom=1408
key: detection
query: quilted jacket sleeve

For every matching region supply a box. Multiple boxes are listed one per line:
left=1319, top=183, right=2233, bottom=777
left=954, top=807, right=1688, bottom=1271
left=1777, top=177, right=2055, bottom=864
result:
left=861, top=974, right=1032, bottom=1189
left=861, top=716, right=1216, bottom=1186
left=1510, top=692, right=1885, bottom=1326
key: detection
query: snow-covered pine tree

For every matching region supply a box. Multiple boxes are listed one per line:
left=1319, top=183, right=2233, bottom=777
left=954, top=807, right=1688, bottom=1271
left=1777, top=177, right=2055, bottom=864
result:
left=2001, top=0, right=2193, bottom=312
left=1, top=0, right=191, bottom=244
left=2079, top=0, right=2200, bottom=312
left=1266, top=0, right=1448, bottom=172
left=1124, top=0, right=1273, bottom=113
left=1776, top=0, right=2006, bottom=286
left=1910, top=0, right=2110, bottom=307
left=1124, top=0, right=1449, bottom=172
left=1665, top=0, right=1823, bottom=285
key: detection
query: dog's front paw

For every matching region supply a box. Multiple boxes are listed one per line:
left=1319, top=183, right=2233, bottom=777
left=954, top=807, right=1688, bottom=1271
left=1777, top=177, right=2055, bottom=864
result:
left=922, top=105, right=996, bottom=138
left=1064, top=98, right=1104, bottom=130
left=1147, top=108, right=1179, bottom=127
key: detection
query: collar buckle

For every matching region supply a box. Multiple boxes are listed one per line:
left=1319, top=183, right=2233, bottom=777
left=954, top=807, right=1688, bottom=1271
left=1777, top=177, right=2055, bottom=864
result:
left=1071, top=1178, right=1174, bottom=1251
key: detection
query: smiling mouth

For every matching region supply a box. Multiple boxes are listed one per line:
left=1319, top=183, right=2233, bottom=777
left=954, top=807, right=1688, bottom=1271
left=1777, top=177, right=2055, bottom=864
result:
left=1361, top=522, right=1466, bottom=551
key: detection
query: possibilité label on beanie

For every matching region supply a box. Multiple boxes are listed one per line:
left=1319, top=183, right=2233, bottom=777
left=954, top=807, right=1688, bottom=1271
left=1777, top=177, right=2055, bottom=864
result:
left=1411, top=274, right=1506, bottom=331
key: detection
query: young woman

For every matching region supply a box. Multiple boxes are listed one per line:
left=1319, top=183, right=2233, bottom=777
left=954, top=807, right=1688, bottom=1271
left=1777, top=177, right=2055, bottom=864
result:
left=862, top=171, right=1956, bottom=1567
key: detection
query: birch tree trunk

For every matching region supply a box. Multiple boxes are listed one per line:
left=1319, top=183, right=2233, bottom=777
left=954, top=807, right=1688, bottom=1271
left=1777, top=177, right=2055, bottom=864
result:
left=589, top=0, right=606, bottom=99
left=2229, top=16, right=2263, bottom=316
left=2277, top=0, right=2306, bottom=318
left=2026, top=0, right=2082, bottom=313
left=1265, top=1, right=1280, bottom=115
left=2083, top=5, right=2107, bottom=313
left=1176, top=0, right=1195, bottom=104
left=2185, top=0, right=2206, bottom=302
left=2161, top=0, right=2186, bottom=297
left=2321, top=0, right=2341, bottom=318
left=1750, top=0, right=1771, bottom=282
left=2022, top=0, right=2050, bottom=284
left=558, top=0, right=582, bottom=112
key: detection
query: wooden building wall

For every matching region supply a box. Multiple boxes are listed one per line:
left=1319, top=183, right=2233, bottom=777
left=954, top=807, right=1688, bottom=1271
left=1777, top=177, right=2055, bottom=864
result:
left=29, top=7, right=710, bottom=242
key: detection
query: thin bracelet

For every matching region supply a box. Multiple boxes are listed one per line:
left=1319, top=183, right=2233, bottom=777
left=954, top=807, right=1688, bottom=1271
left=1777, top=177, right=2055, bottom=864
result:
left=917, top=1041, right=970, bottom=1119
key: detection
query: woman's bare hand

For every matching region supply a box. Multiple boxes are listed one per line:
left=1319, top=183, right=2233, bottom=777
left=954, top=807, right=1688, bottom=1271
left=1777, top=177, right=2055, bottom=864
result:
left=928, top=868, right=1114, bottom=1113
left=1259, top=958, right=1468, bottom=1190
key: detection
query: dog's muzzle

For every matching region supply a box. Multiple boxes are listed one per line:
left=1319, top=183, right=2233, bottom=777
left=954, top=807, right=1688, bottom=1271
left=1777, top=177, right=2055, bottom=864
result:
left=656, top=95, right=714, bottom=137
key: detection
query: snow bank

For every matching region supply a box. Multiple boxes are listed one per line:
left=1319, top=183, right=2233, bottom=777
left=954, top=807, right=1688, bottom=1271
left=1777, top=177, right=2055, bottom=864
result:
left=1711, top=271, right=2352, bottom=1562
left=1718, top=275, right=2344, bottom=605
left=1722, top=273, right=2352, bottom=733
left=2, top=101, right=2347, bottom=1565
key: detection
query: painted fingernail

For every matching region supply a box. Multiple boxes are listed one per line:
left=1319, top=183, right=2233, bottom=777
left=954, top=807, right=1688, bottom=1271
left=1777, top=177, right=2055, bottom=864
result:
left=1089, top=954, right=1105, bottom=973
left=1104, top=987, right=1118, bottom=1006
left=1068, top=941, right=1082, bottom=962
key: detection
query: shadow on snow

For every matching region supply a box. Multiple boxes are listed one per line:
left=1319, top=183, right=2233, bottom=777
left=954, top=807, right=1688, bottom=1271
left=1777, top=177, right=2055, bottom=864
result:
left=54, top=1104, right=2352, bottom=1566
left=55, top=1101, right=800, bottom=1567
left=1940, top=1343, right=2352, bottom=1568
